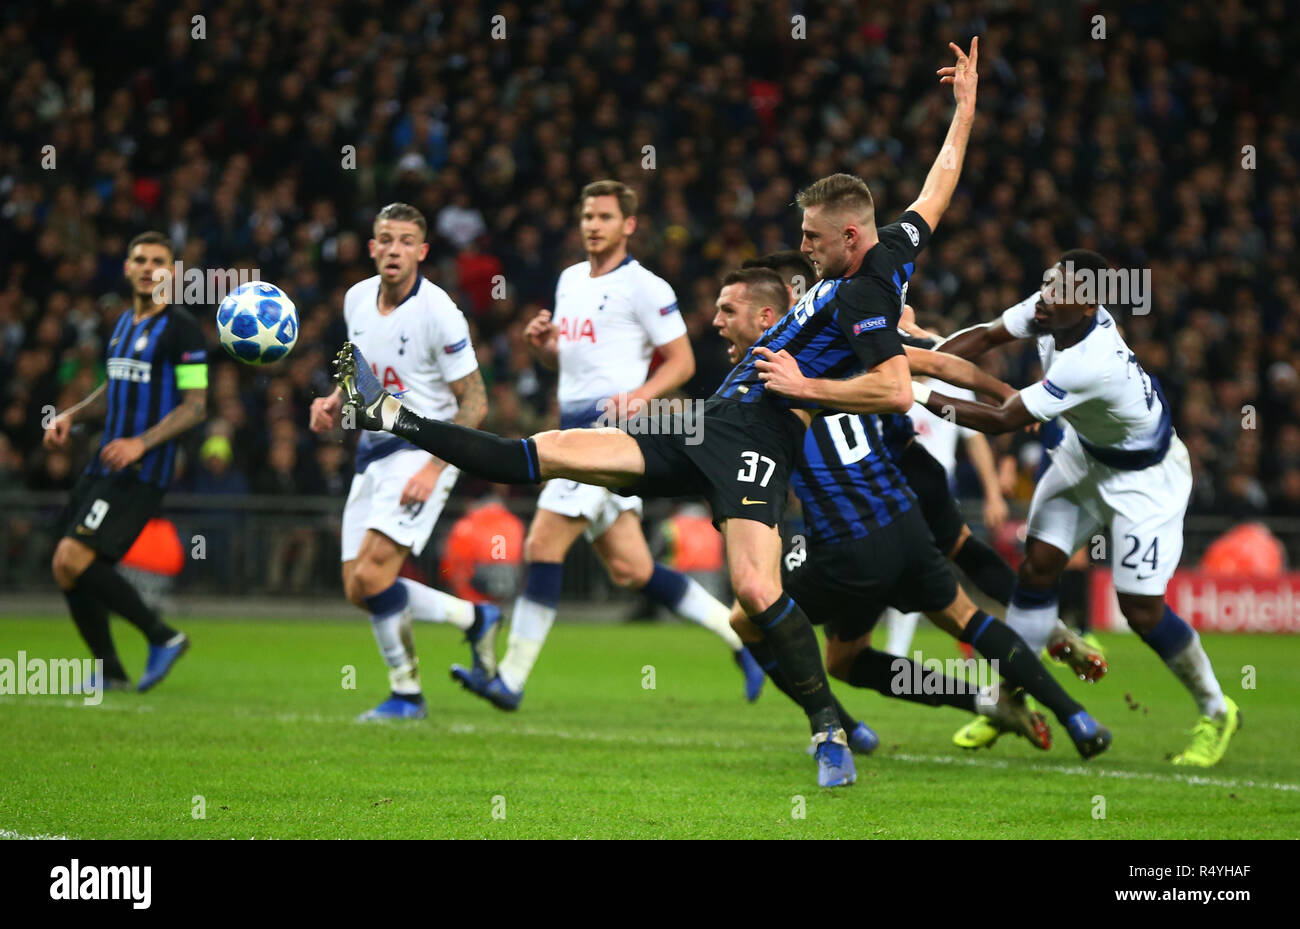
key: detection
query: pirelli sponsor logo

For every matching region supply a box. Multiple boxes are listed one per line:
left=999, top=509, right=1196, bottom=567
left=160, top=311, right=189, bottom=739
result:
left=107, top=358, right=152, bottom=383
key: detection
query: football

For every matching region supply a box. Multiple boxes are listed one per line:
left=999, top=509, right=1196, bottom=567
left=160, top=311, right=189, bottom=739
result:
left=216, top=281, right=299, bottom=365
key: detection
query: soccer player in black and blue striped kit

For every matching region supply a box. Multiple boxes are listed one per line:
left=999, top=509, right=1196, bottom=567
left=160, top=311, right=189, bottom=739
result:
left=336, top=39, right=993, bottom=787
left=714, top=267, right=1110, bottom=756
left=45, top=232, right=207, bottom=692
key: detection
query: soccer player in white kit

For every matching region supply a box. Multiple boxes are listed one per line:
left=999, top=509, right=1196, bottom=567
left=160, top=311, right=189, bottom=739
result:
left=450, top=180, right=764, bottom=710
left=310, top=203, right=497, bottom=721
left=917, top=250, right=1241, bottom=766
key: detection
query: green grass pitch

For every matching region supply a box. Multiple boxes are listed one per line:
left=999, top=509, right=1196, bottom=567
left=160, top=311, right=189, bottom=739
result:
left=2, top=614, right=1296, bottom=839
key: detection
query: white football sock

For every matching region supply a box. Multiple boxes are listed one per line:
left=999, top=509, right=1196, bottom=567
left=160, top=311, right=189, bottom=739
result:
left=1164, top=631, right=1228, bottom=718
left=370, top=607, right=420, bottom=695
left=671, top=578, right=743, bottom=651
left=399, top=578, right=475, bottom=631
left=1005, top=596, right=1057, bottom=655
left=497, top=595, right=557, bottom=692
left=882, top=609, right=920, bottom=656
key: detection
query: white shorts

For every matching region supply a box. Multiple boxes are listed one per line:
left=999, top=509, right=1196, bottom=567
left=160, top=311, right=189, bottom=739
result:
left=341, top=447, right=459, bottom=561
left=1026, top=429, right=1191, bottom=596
left=536, top=479, right=643, bottom=542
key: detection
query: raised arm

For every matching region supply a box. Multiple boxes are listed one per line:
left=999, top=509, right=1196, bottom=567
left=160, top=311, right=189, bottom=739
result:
left=933, top=318, right=1018, bottom=361
left=906, top=37, right=978, bottom=234
left=904, top=346, right=1016, bottom=404
left=754, top=348, right=912, bottom=415
left=913, top=382, right=1035, bottom=435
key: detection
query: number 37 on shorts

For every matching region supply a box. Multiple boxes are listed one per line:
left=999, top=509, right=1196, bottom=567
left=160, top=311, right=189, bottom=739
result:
left=736, top=450, right=776, bottom=487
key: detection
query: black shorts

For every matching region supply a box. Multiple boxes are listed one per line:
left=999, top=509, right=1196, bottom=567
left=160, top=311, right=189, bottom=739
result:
left=781, top=506, right=958, bottom=642
left=896, top=440, right=967, bottom=554
left=57, top=471, right=165, bottom=562
left=620, top=397, right=807, bottom=528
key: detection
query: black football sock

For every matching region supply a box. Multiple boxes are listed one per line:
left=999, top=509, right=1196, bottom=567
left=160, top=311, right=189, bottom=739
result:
left=952, top=536, right=1016, bottom=607
left=76, top=560, right=177, bottom=646
left=847, top=647, right=979, bottom=712
left=960, top=611, right=1083, bottom=724
left=750, top=594, right=838, bottom=734
left=747, top=638, right=858, bottom=731
left=1062, top=570, right=1090, bottom=633
left=390, top=408, right=542, bottom=484
left=63, top=589, right=129, bottom=680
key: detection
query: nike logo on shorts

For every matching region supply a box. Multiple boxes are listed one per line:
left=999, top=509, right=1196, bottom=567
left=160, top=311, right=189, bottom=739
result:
left=741, top=497, right=766, bottom=505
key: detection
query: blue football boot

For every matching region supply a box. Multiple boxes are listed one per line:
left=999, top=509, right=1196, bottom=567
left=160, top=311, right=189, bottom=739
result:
left=451, top=664, right=523, bottom=712
left=847, top=721, right=880, bottom=755
left=356, top=693, right=428, bottom=721
left=813, top=726, right=857, bottom=787
left=136, top=633, right=190, bottom=692
left=1065, top=711, right=1112, bottom=759
left=734, top=646, right=765, bottom=702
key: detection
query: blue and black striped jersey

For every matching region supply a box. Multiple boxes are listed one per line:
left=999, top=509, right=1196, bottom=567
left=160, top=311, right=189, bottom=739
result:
left=791, top=412, right=915, bottom=545
left=879, top=412, right=917, bottom=460
left=714, top=211, right=932, bottom=410
left=87, top=306, right=207, bottom=488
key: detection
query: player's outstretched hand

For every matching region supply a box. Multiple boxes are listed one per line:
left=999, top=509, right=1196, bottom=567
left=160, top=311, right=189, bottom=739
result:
left=752, top=346, right=808, bottom=400
left=524, top=309, right=557, bottom=348
left=44, top=414, right=72, bottom=449
left=309, top=392, right=342, bottom=433
left=937, top=36, right=978, bottom=113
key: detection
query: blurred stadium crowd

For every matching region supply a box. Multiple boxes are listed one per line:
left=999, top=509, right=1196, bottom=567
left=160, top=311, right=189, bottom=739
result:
left=2, top=0, right=1298, bottom=526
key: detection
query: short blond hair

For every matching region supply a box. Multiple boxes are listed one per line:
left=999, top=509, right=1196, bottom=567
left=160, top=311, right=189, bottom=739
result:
left=795, top=173, right=875, bottom=224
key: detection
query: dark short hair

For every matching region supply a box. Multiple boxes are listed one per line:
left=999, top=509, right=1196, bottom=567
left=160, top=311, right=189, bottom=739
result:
left=1057, top=248, right=1111, bottom=279
left=720, top=267, right=789, bottom=315
left=374, top=202, right=428, bottom=238
left=580, top=179, right=638, bottom=219
left=127, top=230, right=174, bottom=257
left=743, top=250, right=816, bottom=294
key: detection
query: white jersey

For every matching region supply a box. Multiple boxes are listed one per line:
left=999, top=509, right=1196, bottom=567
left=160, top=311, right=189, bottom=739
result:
left=1002, top=294, right=1168, bottom=456
left=343, top=274, right=478, bottom=471
left=907, top=379, right=975, bottom=479
left=552, top=257, right=685, bottom=428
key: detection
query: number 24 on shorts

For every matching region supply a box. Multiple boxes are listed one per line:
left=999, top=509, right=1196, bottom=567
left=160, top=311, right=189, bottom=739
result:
left=737, top=451, right=776, bottom=487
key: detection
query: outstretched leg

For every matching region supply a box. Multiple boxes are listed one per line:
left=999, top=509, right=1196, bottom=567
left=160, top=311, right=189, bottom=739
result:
left=927, top=586, right=1110, bottom=758
left=336, top=343, right=645, bottom=486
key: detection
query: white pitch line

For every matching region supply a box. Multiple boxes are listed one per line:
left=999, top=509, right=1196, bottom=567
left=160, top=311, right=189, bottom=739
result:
left=8, top=698, right=1296, bottom=795
left=887, top=752, right=1300, bottom=793
left=0, top=696, right=154, bottom=712
left=441, top=720, right=1300, bottom=794
left=0, top=829, right=71, bottom=840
